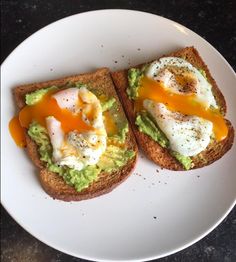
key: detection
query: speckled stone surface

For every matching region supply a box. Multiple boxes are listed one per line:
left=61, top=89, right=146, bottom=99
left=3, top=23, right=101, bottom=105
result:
left=1, top=0, right=236, bottom=261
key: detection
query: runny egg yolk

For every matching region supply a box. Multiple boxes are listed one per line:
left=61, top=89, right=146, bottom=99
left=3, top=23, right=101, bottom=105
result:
left=19, top=91, right=94, bottom=133
left=103, top=111, right=118, bottom=135
left=9, top=116, right=26, bottom=147
left=10, top=90, right=95, bottom=147
left=9, top=90, right=122, bottom=148
left=136, top=76, right=228, bottom=141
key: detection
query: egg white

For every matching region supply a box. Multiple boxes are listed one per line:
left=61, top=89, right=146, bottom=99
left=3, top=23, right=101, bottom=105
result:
left=146, top=57, right=217, bottom=108
left=144, top=57, right=216, bottom=156
left=143, top=100, right=213, bottom=156
left=46, top=87, right=106, bottom=171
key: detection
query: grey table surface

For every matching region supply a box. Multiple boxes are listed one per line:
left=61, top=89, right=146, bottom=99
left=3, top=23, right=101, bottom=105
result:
left=1, top=0, right=236, bottom=261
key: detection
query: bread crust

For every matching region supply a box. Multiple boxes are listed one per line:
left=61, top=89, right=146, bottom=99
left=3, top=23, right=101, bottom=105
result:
left=111, top=47, right=234, bottom=170
left=14, top=68, right=138, bottom=201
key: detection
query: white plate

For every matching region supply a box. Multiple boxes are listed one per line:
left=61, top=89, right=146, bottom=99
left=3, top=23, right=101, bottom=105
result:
left=1, top=10, right=236, bottom=262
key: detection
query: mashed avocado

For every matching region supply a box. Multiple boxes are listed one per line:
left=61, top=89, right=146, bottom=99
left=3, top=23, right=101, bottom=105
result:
left=28, top=122, right=135, bottom=192
left=108, top=122, right=129, bottom=144
left=101, top=98, right=116, bottom=112
left=135, top=111, right=169, bottom=148
left=135, top=111, right=192, bottom=170
left=170, top=151, right=192, bottom=170
left=127, top=63, right=196, bottom=169
left=127, top=65, right=149, bottom=100
left=25, top=86, right=58, bottom=105
left=97, top=145, right=135, bottom=173
left=101, top=95, right=129, bottom=144
left=127, top=68, right=143, bottom=99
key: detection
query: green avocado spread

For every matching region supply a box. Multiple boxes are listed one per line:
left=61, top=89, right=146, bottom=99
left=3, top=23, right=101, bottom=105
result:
left=127, top=68, right=143, bottom=99
left=26, top=85, right=135, bottom=192
left=25, top=86, right=58, bottom=105
left=170, top=151, right=192, bottom=170
left=127, top=65, right=193, bottom=170
left=108, top=122, right=129, bottom=144
left=135, top=111, right=169, bottom=148
left=135, top=111, right=192, bottom=170
left=101, top=97, right=116, bottom=112
left=28, top=122, right=135, bottom=192
left=102, top=96, right=129, bottom=144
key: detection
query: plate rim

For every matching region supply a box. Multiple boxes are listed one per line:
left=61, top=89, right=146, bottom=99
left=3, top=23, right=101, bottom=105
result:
left=1, top=9, right=236, bottom=262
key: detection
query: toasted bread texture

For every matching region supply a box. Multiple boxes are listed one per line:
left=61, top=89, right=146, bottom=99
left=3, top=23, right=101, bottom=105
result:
left=111, top=47, right=234, bottom=170
left=14, top=68, right=138, bottom=201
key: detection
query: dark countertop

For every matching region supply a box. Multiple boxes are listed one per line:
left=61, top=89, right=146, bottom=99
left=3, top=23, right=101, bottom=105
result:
left=1, top=0, right=236, bottom=261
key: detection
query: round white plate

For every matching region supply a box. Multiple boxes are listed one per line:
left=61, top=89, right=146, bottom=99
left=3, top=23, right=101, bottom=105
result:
left=1, top=10, right=236, bottom=262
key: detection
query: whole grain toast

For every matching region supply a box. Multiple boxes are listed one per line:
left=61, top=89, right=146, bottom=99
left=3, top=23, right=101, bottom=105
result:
left=111, top=47, right=234, bottom=170
left=14, top=68, right=138, bottom=201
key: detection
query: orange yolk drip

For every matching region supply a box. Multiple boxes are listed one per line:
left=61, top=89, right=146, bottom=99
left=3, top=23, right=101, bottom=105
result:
left=136, top=76, right=228, bottom=141
left=18, top=92, right=94, bottom=133
left=103, top=111, right=126, bottom=148
left=103, top=111, right=118, bottom=136
left=9, top=116, right=26, bottom=147
left=9, top=91, right=95, bottom=147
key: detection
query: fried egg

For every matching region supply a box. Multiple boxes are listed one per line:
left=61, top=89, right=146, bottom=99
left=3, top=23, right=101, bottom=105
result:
left=140, top=57, right=222, bottom=156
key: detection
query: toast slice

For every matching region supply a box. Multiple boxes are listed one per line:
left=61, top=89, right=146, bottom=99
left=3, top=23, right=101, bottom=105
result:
left=111, top=47, right=234, bottom=170
left=14, top=68, right=138, bottom=201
